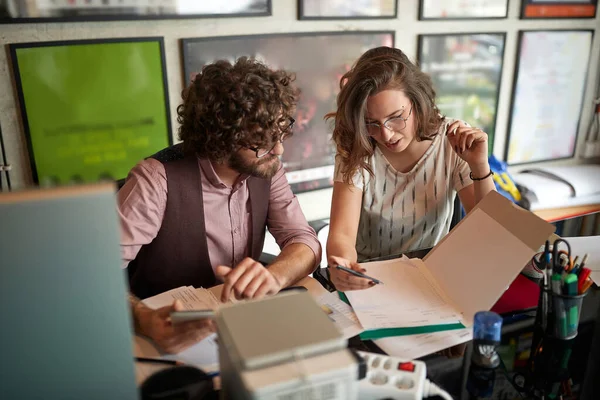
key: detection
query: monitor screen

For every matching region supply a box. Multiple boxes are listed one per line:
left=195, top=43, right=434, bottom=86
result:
left=0, top=183, right=138, bottom=399
left=10, top=38, right=172, bottom=186
left=181, top=31, right=394, bottom=193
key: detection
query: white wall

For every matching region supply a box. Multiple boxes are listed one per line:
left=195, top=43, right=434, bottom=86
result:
left=1, top=0, right=599, bottom=221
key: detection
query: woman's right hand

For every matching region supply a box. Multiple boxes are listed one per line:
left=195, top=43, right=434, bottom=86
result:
left=328, top=255, right=374, bottom=291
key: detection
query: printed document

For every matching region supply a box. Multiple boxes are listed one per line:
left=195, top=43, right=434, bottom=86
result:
left=142, top=286, right=220, bottom=310
left=315, top=291, right=364, bottom=339
left=375, top=328, right=473, bottom=360
left=344, top=258, right=462, bottom=330
left=134, top=286, right=220, bottom=372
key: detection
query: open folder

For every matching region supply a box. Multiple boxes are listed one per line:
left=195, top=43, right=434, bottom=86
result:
left=342, top=191, right=555, bottom=340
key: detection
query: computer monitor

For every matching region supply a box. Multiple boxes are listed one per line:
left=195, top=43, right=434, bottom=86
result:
left=0, top=183, right=138, bottom=400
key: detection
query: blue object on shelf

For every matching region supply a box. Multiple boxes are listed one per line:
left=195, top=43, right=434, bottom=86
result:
left=473, top=311, right=503, bottom=342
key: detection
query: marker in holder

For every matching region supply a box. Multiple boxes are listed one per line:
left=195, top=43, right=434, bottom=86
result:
left=552, top=292, right=587, bottom=340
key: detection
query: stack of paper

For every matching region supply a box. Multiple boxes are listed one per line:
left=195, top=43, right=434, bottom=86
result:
left=345, top=258, right=462, bottom=331
left=315, top=291, right=364, bottom=340
left=134, top=284, right=365, bottom=380
left=134, top=286, right=222, bottom=375
left=142, top=285, right=221, bottom=310
left=375, top=328, right=473, bottom=360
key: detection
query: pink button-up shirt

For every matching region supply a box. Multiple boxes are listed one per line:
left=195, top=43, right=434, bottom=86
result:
left=118, top=157, right=321, bottom=272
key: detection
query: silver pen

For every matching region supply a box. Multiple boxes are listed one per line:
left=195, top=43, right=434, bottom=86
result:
left=335, top=265, right=384, bottom=285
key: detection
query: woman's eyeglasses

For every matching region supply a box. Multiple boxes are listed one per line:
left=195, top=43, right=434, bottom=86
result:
left=248, top=117, right=295, bottom=158
left=365, top=106, right=412, bottom=137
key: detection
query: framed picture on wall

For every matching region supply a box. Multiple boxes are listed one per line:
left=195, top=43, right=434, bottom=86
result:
left=181, top=31, right=394, bottom=193
left=0, top=0, right=271, bottom=23
left=9, top=37, right=173, bottom=186
left=520, top=0, right=598, bottom=19
left=418, top=33, right=506, bottom=154
left=419, top=0, right=509, bottom=20
left=298, top=0, right=397, bottom=19
left=505, top=30, right=593, bottom=165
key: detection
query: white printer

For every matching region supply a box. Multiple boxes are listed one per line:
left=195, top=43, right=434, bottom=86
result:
left=216, top=291, right=364, bottom=400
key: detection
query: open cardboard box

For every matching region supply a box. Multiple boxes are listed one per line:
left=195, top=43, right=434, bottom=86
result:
left=422, top=190, right=555, bottom=326
left=345, top=191, right=555, bottom=334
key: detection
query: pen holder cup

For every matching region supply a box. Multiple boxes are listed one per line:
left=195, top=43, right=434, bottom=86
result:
left=552, top=292, right=586, bottom=340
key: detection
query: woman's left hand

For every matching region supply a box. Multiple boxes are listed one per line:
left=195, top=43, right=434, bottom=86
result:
left=446, top=120, right=488, bottom=167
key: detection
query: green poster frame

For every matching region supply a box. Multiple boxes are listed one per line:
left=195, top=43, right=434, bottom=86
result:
left=10, top=37, right=173, bottom=185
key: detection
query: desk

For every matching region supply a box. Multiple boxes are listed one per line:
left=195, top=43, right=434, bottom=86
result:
left=534, top=203, right=600, bottom=223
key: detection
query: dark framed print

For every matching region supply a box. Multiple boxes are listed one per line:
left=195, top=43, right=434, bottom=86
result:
left=418, top=33, right=506, bottom=154
left=0, top=1, right=271, bottom=23
left=9, top=37, right=173, bottom=186
left=419, top=0, right=509, bottom=20
left=298, top=0, right=397, bottom=19
left=520, top=0, right=598, bottom=18
left=505, top=30, right=593, bottom=165
left=181, top=31, right=394, bottom=193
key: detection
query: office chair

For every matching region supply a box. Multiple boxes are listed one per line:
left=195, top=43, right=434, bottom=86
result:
left=449, top=194, right=464, bottom=231
left=116, top=178, right=127, bottom=190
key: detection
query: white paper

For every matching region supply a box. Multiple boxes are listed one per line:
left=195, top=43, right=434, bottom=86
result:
left=315, top=292, right=364, bottom=339
left=375, top=328, right=473, bottom=360
left=136, top=286, right=221, bottom=373
left=134, top=333, right=220, bottom=374
left=564, top=236, right=600, bottom=284
left=142, top=286, right=219, bottom=310
left=162, top=333, right=220, bottom=373
left=344, top=258, right=462, bottom=330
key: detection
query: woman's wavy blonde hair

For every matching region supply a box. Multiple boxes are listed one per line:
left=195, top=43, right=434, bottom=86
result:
left=326, top=46, right=443, bottom=184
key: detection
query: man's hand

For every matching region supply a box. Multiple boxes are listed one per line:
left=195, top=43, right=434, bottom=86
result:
left=216, top=257, right=283, bottom=302
left=135, top=299, right=215, bottom=354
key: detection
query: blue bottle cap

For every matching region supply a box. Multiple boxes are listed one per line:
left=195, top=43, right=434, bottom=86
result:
left=473, top=311, right=502, bottom=342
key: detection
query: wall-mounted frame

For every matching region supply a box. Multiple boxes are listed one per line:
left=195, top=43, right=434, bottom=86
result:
left=505, top=30, right=593, bottom=165
left=0, top=0, right=271, bottom=23
left=418, top=32, right=506, bottom=154
left=520, top=0, right=597, bottom=19
left=298, top=0, right=397, bottom=20
left=9, top=37, right=173, bottom=186
left=419, top=0, right=508, bottom=20
left=181, top=31, right=394, bottom=194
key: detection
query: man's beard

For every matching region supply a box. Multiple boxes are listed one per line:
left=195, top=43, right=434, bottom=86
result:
left=228, top=152, right=280, bottom=179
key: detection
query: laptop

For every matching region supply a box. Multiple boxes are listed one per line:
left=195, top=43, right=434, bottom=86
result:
left=0, top=183, right=138, bottom=400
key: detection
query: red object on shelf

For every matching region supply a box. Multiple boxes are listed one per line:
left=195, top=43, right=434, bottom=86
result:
left=491, top=274, right=540, bottom=315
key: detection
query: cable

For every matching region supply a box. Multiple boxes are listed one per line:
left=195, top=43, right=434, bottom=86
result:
left=423, top=378, right=454, bottom=400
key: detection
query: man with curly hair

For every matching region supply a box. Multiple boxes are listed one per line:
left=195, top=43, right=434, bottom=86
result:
left=118, top=57, right=321, bottom=353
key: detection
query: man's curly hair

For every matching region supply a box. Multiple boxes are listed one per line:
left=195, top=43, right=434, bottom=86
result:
left=177, top=57, right=299, bottom=162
